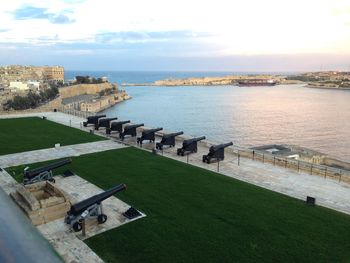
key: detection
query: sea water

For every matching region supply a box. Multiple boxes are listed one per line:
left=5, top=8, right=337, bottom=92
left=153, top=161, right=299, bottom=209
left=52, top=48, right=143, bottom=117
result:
left=66, top=71, right=350, bottom=162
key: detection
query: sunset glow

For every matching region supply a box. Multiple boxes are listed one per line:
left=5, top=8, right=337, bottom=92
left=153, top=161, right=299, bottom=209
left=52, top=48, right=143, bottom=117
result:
left=0, top=0, right=350, bottom=70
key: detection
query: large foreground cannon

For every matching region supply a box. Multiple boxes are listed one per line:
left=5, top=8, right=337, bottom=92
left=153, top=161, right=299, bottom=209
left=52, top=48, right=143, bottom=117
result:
left=156, top=131, right=184, bottom=150
left=23, top=158, right=72, bottom=185
left=137, top=127, right=163, bottom=145
left=120, top=123, right=144, bottom=140
left=177, top=136, right=206, bottom=156
left=106, top=120, right=130, bottom=135
left=95, top=117, right=118, bottom=130
left=83, top=115, right=106, bottom=127
left=202, top=142, right=233, bottom=163
left=65, top=184, right=127, bottom=232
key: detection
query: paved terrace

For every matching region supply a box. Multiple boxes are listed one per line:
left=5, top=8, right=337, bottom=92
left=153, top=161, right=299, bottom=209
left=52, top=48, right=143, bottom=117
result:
left=1, top=111, right=350, bottom=216
left=0, top=140, right=126, bottom=168
left=0, top=168, right=145, bottom=263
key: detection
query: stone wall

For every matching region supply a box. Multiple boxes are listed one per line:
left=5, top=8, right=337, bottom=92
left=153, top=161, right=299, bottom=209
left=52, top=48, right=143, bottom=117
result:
left=59, top=83, right=114, bottom=99
left=323, top=157, right=350, bottom=171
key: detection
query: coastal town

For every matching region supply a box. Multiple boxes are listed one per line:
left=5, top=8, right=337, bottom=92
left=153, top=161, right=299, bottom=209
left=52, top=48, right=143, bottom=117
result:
left=0, top=65, right=130, bottom=113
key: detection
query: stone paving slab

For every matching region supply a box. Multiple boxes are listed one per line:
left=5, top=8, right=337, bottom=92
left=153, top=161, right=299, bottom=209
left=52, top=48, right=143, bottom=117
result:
left=0, top=140, right=127, bottom=168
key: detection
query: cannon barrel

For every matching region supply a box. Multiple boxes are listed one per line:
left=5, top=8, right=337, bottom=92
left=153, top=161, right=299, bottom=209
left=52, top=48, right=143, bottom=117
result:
left=25, top=158, right=72, bottom=179
left=183, top=136, right=206, bottom=146
left=163, top=131, right=184, bottom=139
left=125, top=123, right=144, bottom=130
left=143, top=127, right=163, bottom=135
left=99, top=117, right=118, bottom=123
left=89, top=114, right=106, bottom=119
left=210, top=142, right=233, bottom=152
left=68, top=184, right=127, bottom=216
left=111, top=120, right=130, bottom=126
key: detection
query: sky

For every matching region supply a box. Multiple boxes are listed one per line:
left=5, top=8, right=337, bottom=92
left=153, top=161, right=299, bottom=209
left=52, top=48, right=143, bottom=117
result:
left=0, top=0, right=350, bottom=71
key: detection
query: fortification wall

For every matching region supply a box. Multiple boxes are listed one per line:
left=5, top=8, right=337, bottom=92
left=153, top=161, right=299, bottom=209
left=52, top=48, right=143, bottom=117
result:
left=59, top=83, right=113, bottom=99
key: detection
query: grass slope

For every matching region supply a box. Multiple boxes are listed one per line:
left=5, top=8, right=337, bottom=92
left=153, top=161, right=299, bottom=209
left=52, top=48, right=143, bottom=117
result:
left=0, top=117, right=104, bottom=155
left=8, top=147, right=350, bottom=262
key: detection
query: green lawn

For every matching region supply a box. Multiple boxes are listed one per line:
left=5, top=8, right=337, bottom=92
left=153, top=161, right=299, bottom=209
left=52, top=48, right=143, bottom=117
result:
left=7, top=147, right=350, bottom=262
left=0, top=117, right=105, bottom=155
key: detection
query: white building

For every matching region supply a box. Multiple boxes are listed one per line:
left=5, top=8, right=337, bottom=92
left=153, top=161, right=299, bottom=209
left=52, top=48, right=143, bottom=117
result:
left=9, top=81, right=29, bottom=92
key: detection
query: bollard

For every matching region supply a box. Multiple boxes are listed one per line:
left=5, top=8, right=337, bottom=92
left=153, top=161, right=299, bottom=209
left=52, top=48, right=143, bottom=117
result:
left=238, top=154, right=240, bottom=166
left=262, top=154, right=264, bottom=163
left=217, top=160, right=220, bottom=172
left=324, top=167, right=327, bottom=178
left=69, top=119, right=72, bottom=127
left=273, top=156, right=276, bottom=166
left=252, top=150, right=255, bottom=160
left=285, top=159, right=287, bottom=168
left=82, top=219, right=86, bottom=237
left=297, top=160, right=300, bottom=172
left=310, top=164, right=313, bottom=175
left=187, top=154, right=189, bottom=164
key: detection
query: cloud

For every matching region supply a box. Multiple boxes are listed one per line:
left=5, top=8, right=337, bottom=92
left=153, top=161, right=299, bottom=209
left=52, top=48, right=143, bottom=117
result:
left=95, top=30, right=212, bottom=43
left=12, top=5, right=75, bottom=24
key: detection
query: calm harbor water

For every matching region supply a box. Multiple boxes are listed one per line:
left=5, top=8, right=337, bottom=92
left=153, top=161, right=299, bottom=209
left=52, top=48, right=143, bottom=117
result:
left=66, top=71, right=350, bottom=162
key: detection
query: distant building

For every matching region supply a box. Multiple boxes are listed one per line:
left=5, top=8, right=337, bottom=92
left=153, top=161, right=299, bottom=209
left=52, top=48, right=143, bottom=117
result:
left=0, top=65, right=64, bottom=83
left=80, top=97, right=112, bottom=112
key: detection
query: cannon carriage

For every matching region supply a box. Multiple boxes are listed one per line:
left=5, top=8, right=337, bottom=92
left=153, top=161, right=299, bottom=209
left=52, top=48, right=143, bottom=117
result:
left=137, top=127, right=163, bottom=145
left=106, top=120, right=131, bottom=135
left=156, top=131, right=184, bottom=150
left=202, top=142, right=233, bottom=163
left=177, top=136, right=206, bottom=156
left=23, top=158, right=72, bottom=185
left=95, top=117, right=118, bottom=130
left=120, top=123, right=144, bottom=140
left=83, top=115, right=106, bottom=128
left=65, top=184, right=127, bottom=232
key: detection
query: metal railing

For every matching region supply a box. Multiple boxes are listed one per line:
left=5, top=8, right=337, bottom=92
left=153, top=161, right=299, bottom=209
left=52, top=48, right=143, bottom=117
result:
left=57, top=106, right=92, bottom=119
left=228, top=147, right=350, bottom=183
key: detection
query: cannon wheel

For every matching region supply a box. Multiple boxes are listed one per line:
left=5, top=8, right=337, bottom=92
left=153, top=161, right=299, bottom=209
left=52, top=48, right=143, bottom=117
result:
left=73, top=222, right=82, bottom=232
left=98, top=214, right=107, bottom=224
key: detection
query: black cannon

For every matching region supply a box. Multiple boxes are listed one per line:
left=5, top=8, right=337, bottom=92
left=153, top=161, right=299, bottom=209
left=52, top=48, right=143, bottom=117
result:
left=65, top=184, right=127, bottom=232
left=202, top=142, right=233, bottom=163
left=120, top=123, right=144, bottom=140
left=106, top=120, right=131, bottom=135
left=83, top=115, right=106, bottom=127
left=137, top=127, right=163, bottom=145
left=177, top=136, right=206, bottom=156
left=95, top=117, right=118, bottom=130
left=23, top=158, right=72, bottom=185
left=156, top=131, right=184, bottom=150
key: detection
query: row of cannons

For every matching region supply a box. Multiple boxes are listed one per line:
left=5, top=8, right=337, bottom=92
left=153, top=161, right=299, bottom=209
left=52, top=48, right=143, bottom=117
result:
left=83, top=114, right=234, bottom=164
left=21, top=159, right=140, bottom=232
